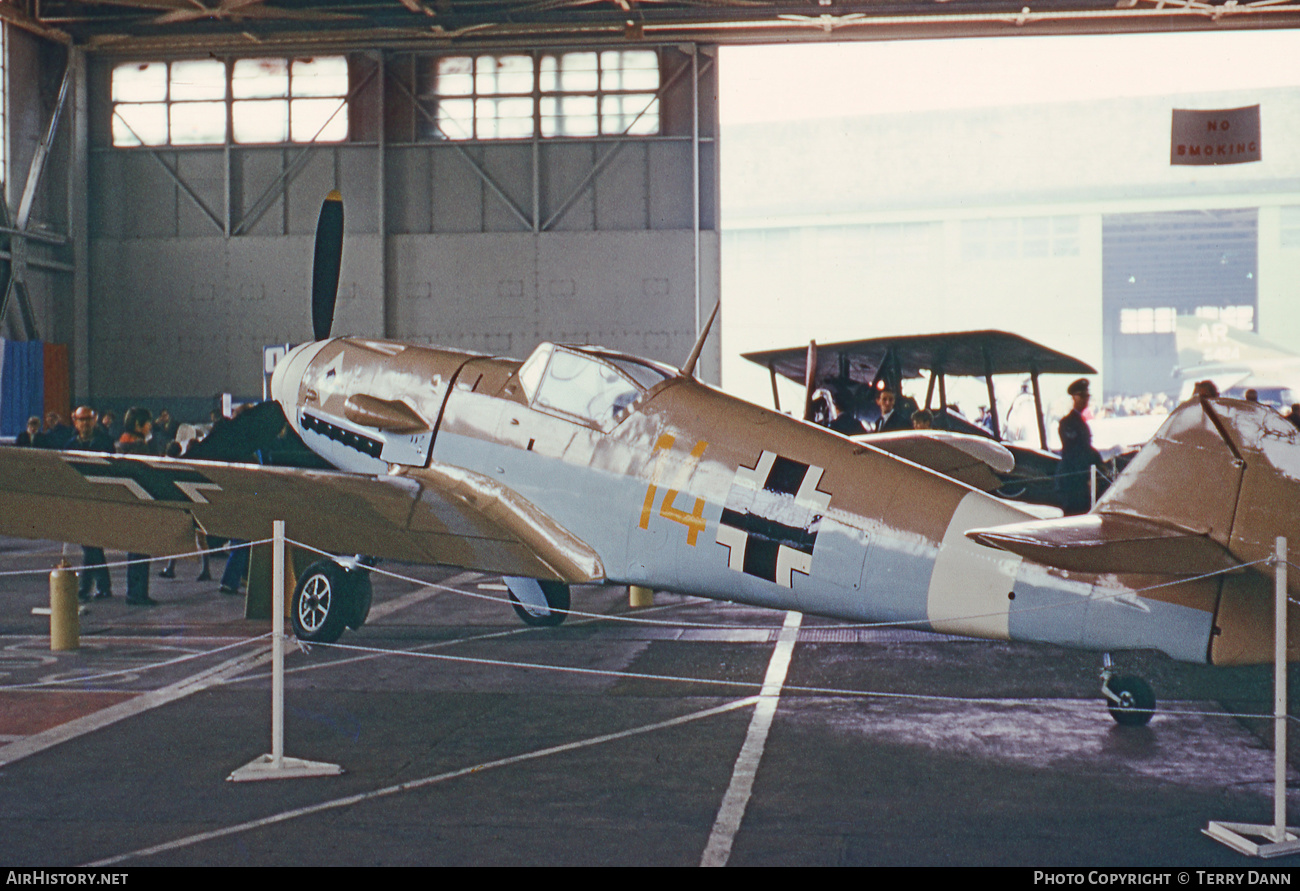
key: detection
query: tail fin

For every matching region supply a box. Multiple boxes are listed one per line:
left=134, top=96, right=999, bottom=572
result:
left=968, top=397, right=1299, bottom=581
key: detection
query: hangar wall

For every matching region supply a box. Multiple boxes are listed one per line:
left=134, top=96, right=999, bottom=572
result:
left=1, top=28, right=74, bottom=350
left=81, top=45, right=718, bottom=417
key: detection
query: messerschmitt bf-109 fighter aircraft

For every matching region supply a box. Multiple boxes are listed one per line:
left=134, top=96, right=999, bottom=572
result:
left=1, top=193, right=1298, bottom=727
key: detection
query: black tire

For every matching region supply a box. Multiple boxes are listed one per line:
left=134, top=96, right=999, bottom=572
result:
left=346, top=569, right=372, bottom=630
left=1106, top=675, right=1156, bottom=726
left=291, top=561, right=351, bottom=643
left=508, top=580, right=570, bottom=627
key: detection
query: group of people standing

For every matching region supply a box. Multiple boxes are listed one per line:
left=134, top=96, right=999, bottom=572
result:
left=15, top=404, right=245, bottom=606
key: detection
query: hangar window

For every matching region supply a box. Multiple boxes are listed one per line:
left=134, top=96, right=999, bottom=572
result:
left=113, top=60, right=226, bottom=146
left=232, top=57, right=348, bottom=144
left=1194, top=305, right=1255, bottom=331
left=111, top=56, right=348, bottom=147
left=962, top=216, right=1079, bottom=261
left=1119, top=307, right=1177, bottom=334
left=419, top=50, right=659, bottom=141
left=425, top=54, right=535, bottom=140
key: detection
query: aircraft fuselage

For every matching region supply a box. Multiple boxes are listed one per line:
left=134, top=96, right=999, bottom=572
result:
left=271, top=337, right=1234, bottom=665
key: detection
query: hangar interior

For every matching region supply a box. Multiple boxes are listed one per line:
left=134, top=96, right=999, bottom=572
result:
left=4, top=0, right=1300, bottom=424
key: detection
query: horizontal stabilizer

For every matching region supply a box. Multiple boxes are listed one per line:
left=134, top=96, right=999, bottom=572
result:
left=965, top=513, right=1241, bottom=575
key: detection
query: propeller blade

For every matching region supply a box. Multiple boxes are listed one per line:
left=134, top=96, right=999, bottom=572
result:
left=311, top=190, right=344, bottom=342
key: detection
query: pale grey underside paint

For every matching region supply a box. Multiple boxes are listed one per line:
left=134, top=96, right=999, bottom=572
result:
left=430, top=425, right=1212, bottom=662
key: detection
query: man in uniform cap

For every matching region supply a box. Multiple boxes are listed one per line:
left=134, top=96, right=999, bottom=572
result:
left=1055, top=378, right=1105, bottom=516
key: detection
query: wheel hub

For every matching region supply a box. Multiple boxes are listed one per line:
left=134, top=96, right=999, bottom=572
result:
left=299, top=576, right=332, bottom=633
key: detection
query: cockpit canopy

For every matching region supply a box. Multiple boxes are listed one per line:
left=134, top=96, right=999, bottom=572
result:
left=518, top=343, right=673, bottom=430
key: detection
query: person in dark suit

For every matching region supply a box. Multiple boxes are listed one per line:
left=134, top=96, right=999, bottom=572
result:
left=1055, top=378, right=1105, bottom=516
left=116, top=407, right=157, bottom=605
left=15, top=416, right=42, bottom=447
left=873, top=387, right=912, bottom=433
left=42, top=412, right=73, bottom=450
left=65, top=406, right=116, bottom=601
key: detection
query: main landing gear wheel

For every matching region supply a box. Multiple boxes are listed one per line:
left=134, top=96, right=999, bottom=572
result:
left=291, top=560, right=371, bottom=643
left=505, top=578, right=571, bottom=627
left=1104, top=675, right=1156, bottom=727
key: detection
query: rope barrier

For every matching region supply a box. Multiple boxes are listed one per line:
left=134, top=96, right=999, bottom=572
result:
left=0, top=539, right=1291, bottom=726
left=0, top=632, right=273, bottom=691
left=0, top=532, right=1279, bottom=634
left=296, top=637, right=1287, bottom=724
left=0, top=537, right=275, bottom=578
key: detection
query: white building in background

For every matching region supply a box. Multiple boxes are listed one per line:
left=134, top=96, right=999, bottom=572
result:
left=720, top=85, right=1300, bottom=411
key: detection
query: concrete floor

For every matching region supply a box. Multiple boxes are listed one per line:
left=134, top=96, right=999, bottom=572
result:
left=1, top=534, right=1298, bottom=867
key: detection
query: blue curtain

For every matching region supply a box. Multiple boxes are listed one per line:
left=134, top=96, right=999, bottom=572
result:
left=1, top=340, right=46, bottom=438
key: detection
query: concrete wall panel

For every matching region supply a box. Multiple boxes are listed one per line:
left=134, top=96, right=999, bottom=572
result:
left=238, top=149, right=287, bottom=237
left=174, top=150, right=225, bottom=237
left=387, top=230, right=703, bottom=369
left=339, top=147, right=380, bottom=234
left=595, top=143, right=648, bottom=231
left=479, top=144, right=534, bottom=233
left=387, top=147, right=432, bottom=234
left=430, top=148, right=486, bottom=234
left=89, top=233, right=382, bottom=400
left=540, top=142, right=597, bottom=232
left=648, top=141, right=693, bottom=230
left=287, top=152, right=338, bottom=236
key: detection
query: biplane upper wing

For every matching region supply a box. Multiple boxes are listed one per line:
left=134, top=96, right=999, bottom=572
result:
left=0, top=447, right=603, bottom=583
left=743, top=329, right=1097, bottom=387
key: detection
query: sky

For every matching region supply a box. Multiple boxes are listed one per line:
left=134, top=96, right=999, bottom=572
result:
left=720, top=30, right=1300, bottom=125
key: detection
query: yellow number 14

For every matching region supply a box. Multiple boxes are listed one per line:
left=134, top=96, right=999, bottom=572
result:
left=639, top=435, right=708, bottom=546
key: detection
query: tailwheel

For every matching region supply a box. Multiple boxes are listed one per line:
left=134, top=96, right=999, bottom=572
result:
left=1101, top=658, right=1156, bottom=727
left=291, top=559, right=371, bottom=643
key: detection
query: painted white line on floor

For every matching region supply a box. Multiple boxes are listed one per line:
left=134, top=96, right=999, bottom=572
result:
left=0, top=645, right=271, bottom=769
left=86, top=696, right=759, bottom=867
left=700, top=610, right=802, bottom=868
left=366, top=571, right=480, bottom=623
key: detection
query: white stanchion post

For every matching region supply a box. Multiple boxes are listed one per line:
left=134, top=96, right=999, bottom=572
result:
left=271, top=519, right=285, bottom=769
left=228, top=521, right=343, bottom=782
left=1274, top=536, right=1288, bottom=842
left=1203, top=536, right=1299, bottom=856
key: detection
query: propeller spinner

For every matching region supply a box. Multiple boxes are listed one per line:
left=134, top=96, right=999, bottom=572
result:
left=311, top=190, right=344, bottom=342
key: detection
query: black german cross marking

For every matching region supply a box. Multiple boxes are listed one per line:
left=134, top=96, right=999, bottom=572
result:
left=715, top=451, right=831, bottom=588
left=66, top=457, right=220, bottom=503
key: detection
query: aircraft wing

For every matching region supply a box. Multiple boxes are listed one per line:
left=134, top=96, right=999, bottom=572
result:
left=0, top=448, right=603, bottom=583
left=855, top=430, right=1016, bottom=493
left=744, top=329, right=1097, bottom=387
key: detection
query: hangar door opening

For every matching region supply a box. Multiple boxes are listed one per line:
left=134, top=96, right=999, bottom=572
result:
left=719, top=33, right=1300, bottom=422
left=1102, top=209, right=1258, bottom=400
